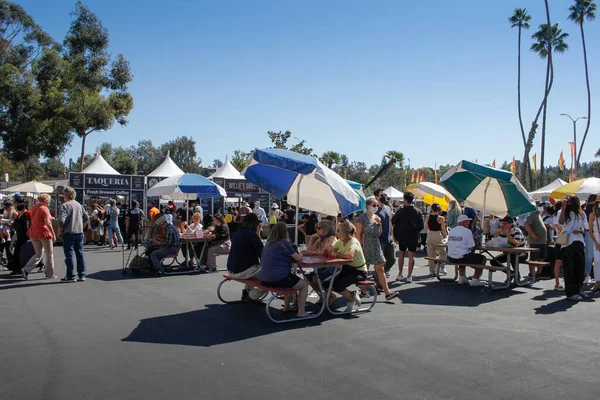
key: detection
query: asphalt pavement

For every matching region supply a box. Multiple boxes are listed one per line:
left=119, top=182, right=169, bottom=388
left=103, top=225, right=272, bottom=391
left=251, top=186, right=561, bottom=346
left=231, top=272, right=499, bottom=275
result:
left=1, top=245, right=598, bottom=400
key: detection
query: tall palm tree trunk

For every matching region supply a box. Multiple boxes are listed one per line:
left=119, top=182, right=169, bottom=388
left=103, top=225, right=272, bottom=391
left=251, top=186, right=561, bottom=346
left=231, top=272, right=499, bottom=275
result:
left=576, top=23, right=592, bottom=167
left=539, top=0, right=552, bottom=185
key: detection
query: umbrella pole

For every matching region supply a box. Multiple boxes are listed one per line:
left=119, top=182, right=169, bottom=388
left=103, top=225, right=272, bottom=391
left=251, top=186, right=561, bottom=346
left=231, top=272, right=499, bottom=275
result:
left=295, top=176, right=303, bottom=246
left=482, top=179, right=491, bottom=246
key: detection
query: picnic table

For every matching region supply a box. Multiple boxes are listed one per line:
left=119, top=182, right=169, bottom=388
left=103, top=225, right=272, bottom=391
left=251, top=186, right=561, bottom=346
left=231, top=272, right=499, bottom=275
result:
left=432, top=244, right=542, bottom=290
left=174, top=235, right=213, bottom=274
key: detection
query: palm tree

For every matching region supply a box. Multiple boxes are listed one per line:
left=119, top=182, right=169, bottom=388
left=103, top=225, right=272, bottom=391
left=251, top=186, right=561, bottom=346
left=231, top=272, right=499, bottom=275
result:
left=569, top=0, right=596, bottom=167
left=319, top=151, right=342, bottom=168
left=509, top=8, right=532, bottom=186
left=364, top=150, right=404, bottom=189
left=531, top=23, right=569, bottom=184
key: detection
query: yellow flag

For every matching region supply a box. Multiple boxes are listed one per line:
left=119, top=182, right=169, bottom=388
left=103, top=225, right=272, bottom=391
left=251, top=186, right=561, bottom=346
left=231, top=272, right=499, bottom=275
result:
left=532, top=154, right=537, bottom=174
left=492, top=160, right=496, bottom=168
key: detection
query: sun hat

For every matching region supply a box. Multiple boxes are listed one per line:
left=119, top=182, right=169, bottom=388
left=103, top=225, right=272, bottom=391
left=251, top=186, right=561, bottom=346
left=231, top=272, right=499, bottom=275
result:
left=457, top=215, right=471, bottom=223
left=272, top=203, right=279, bottom=209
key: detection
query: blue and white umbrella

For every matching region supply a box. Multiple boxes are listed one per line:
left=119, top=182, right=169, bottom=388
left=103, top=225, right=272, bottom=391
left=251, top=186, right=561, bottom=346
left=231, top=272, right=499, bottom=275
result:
left=146, top=173, right=227, bottom=200
left=243, top=149, right=362, bottom=217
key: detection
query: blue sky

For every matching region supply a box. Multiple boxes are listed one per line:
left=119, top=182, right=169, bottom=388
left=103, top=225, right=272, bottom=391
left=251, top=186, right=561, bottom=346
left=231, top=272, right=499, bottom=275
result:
left=18, top=0, right=600, bottom=170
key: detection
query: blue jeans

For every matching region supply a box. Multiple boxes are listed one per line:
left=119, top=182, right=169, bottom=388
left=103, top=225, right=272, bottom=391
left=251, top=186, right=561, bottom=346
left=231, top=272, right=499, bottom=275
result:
left=107, top=225, right=124, bottom=247
left=150, top=246, right=180, bottom=272
left=63, top=233, right=86, bottom=279
left=585, top=231, right=594, bottom=275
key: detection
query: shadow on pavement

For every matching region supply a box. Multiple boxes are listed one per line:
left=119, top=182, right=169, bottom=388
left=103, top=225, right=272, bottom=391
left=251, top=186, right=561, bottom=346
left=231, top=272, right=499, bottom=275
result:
left=398, top=281, right=524, bottom=307
left=122, top=303, right=325, bottom=347
left=534, top=298, right=577, bottom=314
left=86, top=268, right=159, bottom=281
left=0, top=279, right=66, bottom=291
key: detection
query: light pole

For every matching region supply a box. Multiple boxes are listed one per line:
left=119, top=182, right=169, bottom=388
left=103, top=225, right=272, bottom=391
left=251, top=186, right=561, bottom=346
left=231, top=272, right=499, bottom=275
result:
left=560, top=113, right=587, bottom=172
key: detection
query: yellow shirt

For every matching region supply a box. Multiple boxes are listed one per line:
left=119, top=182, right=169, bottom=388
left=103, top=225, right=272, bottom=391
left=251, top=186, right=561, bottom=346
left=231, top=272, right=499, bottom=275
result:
left=333, top=237, right=366, bottom=271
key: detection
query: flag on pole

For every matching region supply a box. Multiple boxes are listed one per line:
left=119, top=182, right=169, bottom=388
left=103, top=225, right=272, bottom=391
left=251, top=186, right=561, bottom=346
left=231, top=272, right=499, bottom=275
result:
left=491, top=160, right=496, bottom=168
left=559, top=151, right=565, bottom=171
left=510, top=157, right=516, bottom=174
left=434, top=162, right=438, bottom=184
left=421, top=171, right=426, bottom=182
left=569, top=142, right=576, bottom=161
left=344, top=168, right=347, bottom=179
left=411, top=169, right=415, bottom=183
left=570, top=166, right=574, bottom=183
left=532, top=154, right=537, bottom=174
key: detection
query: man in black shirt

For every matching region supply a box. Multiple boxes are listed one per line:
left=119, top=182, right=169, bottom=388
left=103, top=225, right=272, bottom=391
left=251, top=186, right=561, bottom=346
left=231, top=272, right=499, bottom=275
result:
left=391, top=192, right=424, bottom=283
left=226, top=213, right=266, bottom=302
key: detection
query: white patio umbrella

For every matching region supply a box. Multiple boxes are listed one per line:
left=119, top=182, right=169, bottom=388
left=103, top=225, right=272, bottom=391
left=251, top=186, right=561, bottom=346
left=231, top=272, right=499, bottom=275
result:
left=0, top=180, right=54, bottom=194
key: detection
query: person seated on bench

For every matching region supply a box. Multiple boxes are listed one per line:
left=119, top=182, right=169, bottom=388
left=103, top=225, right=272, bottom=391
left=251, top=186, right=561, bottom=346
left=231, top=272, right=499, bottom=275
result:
left=301, top=219, right=338, bottom=304
left=490, top=216, right=528, bottom=279
left=330, top=221, right=369, bottom=311
left=202, top=214, right=231, bottom=272
left=227, top=213, right=266, bottom=302
left=259, top=222, right=308, bottom=317
left=447, top=215, right=487, bottom=286
left=146, top=215, right=180, bottom=274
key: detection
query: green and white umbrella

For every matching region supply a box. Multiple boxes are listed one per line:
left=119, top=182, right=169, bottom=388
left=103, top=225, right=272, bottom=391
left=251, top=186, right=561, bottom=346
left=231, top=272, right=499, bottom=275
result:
left=440, top=160, right=535, bottom=218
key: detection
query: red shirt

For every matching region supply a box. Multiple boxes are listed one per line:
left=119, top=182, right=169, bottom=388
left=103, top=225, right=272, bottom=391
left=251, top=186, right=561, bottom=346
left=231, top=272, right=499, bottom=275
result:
left=28, top=203, right=53, bottom=239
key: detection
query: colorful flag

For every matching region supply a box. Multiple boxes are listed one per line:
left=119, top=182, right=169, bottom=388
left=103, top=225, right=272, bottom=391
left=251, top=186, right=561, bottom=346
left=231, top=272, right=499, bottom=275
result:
left=532, top=154, right=537, bottom=174
left=421, top=171, right=426, bottom=182
left=492, top=160, right=496, bottom=169
left=411, top=169, right=415, bottom=183
left=559, top=151, right=565, bottom=171
left=344, top=168, right=347, bottom=179
left=569, top=142, right=576, bottom=160
left=570, top=167, right=574, bottom=183
left=510, top=157, right=516, bottom=174
left=434, top=162, right=438, bottom=184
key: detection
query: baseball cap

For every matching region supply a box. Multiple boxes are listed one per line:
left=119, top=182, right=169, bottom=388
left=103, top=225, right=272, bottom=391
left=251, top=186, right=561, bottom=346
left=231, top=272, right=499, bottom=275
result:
left=12, top=193, right=23, bottom=200
left=457, top=215, right=471, bottom=223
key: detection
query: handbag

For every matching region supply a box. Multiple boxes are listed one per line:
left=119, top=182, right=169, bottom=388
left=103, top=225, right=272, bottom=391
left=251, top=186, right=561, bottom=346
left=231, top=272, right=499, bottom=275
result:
left=556, top=230, right=569, bottom=245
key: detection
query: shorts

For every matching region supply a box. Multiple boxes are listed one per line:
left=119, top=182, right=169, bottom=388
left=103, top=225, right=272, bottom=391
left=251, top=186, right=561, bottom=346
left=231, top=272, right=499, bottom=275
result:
left=261, top=274, right=300, bottom=288
left=397, top=240, right=418, bottom=253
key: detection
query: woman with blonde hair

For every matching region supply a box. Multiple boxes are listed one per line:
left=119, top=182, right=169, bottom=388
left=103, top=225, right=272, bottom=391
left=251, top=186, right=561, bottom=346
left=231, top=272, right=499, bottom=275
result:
left=446, top=200, right=461, bottom=229
left=21, top=194, right=57, bottom=280
left=259, top=222, right=308, bottom=317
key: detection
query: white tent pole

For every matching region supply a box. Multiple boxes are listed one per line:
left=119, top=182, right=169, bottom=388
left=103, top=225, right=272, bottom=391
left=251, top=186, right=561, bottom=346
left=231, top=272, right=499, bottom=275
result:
left=295, top=175, right=304, bottom=245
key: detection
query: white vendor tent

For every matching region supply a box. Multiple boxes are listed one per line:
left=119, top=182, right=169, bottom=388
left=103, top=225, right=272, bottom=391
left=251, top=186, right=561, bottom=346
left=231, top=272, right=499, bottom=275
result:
left=529, top=178, right=568, bottom=200
left=209, top=157, right=245, bottom=180
left=148, top=151, right=184, bottom=177
left=82, top=152, right=120, bottom=175
left=384, top=186, right=404, bottom=201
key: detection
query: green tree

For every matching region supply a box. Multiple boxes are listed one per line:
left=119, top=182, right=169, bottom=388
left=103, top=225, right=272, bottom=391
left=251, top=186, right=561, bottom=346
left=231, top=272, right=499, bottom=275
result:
left=230, top=149, right=249, bottom=172
left=364, top=150, right=404, bottom=189
left=212, top=159, right=223, bottom=169
left=509, top=8, right=533, bottom=185
left=266, top=130, right=316, bottom=156
left=531, top=20, right=569, bottom=185
left=41, top=157, right=67, bottom=178
left=159, top=136, right=202, bottom=174
left=62, top=1, right=133, bottom=171
left=319, top=151, right=342, bottom=168
left=130, top=140, right=162, bottom=175
left=568, top=0, right=596, bottom=166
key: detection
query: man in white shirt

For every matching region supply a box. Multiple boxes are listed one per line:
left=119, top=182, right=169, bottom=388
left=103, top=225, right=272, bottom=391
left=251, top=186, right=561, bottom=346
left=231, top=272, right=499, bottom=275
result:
left=252, top=202, right=268, bottom=226
left=447, top=215, right=487, bottom=286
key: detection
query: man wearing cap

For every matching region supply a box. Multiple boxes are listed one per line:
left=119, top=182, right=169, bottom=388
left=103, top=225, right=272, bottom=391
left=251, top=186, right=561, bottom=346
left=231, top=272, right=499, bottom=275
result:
left=447, top=214, right=487, bottom=286
left=490, top=216, right=528, bottom=280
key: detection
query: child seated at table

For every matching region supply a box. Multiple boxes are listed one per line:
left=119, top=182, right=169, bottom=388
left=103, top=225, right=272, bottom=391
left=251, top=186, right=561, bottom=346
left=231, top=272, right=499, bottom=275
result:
left=259, top=222, right=308, bottom=318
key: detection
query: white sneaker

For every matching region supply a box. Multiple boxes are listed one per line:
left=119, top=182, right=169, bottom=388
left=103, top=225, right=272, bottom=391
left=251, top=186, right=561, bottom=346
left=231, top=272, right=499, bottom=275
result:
left=404, top=276, right=412, bottom=283
left=584, top=276, right=591, bottom=284
left=396, top=274, right=404, bottom=282
left=469, top=278, right=486, bottom=287
left=354, top=290, right=362, bottom=307
left=457, top=276, right=469, bottom=285
left=439, top=267, right=448, bottom=276
left=345, top=299, right=355, bottom=312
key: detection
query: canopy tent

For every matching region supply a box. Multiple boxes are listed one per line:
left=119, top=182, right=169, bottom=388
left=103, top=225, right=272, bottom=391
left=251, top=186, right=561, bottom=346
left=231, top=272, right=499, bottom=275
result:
left=82, top=152, right=120, bottom=175
left=384, top=186, right=404, bottom=201
left=550, top=177, right=600, bottom=200
left=209, top=156, right=245, bottom=180
left=529, top=178, right=568, bottom=199
left=0, top=180, right=54, bottom=194
left=146, top=173, right=227, bottom=200
left=147, top=150, right=184, bottom=177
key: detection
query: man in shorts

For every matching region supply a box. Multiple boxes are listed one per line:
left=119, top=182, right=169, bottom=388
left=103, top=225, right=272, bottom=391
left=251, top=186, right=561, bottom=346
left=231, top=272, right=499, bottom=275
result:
left=392, top=192, right=423, bottom=283
left=448, top=215, right=487, bottom=286
left=374, top=188, right=396, bottom=277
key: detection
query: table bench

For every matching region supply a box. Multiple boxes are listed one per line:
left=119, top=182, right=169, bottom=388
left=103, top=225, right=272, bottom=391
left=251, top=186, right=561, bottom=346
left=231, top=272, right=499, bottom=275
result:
left=424, top=257, right=511, bottom=290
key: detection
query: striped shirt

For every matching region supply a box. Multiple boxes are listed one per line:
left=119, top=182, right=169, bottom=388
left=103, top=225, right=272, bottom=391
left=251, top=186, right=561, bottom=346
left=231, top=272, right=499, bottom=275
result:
left=162, top=223, right=180, bottom=248
left=499, top=227, right=526, bottom=247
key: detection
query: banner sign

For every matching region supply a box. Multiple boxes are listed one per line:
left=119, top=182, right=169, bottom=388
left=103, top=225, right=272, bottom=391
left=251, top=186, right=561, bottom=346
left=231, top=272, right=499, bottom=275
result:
left=69, top=173, right=145, bottom=197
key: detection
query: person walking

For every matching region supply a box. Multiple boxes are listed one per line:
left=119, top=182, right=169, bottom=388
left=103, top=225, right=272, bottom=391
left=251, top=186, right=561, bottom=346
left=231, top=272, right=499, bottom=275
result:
left=559, top=195, right=589, bottom=301
left=426, top=203, right=447, bottom=276
left=7, top=199, right=30, bottom=275
left=107, top=200, right=124, bottom=249
left=58, top=187, right=89, bottom=282
left=127, top=201, right=145, bottom=249
left=374, top=188, right=396, bottom=276
left=584, top=195, right=596, bottom=284
left=392, top=192, right=424, bottom=283
left=355, top=196, right=399, bottom=301
left=588, top=195, right=600, bottom=292
left=21, top=194, right=56, bottom=280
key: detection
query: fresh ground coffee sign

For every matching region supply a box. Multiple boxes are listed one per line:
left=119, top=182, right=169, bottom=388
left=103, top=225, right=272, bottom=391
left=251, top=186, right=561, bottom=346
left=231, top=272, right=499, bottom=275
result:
left=69, top=173, right=145, bottom=196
